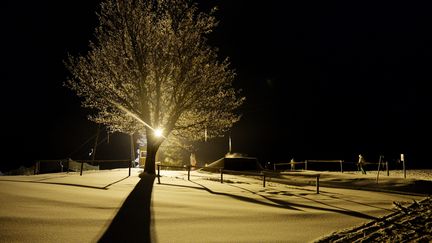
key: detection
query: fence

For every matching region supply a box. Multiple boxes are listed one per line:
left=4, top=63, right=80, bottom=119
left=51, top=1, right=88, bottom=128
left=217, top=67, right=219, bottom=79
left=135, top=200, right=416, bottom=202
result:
left=362, top=161, right=390, bottom=176
left=33, top=160, right=65, bottom=175
left=155, top=164, right=201, bottom=183
left=274, top=159, right=392, bottom=176
left=305, top=160, right=345, bottom=172
left=273, top=160, right=346, bottom=172
left=273, top=161, right=305, bottom=171
left=156, top=164, right=321, bottom=194
left=34, top=159, right=133, bottom=176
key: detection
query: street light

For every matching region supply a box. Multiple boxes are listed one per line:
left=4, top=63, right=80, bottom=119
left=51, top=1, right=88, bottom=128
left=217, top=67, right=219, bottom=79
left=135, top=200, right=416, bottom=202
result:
left=154, top=128, right=163, bottom=138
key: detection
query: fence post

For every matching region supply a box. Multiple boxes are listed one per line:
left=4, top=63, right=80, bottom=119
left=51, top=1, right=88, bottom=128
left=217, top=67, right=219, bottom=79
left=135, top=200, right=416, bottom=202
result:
left=263, top=172, right=266, bottom=187
left=386, top=161, right=389, bottom=176
left=80, top=161, right=84, bottom=176
left=157, top=164, right=161, bottom=184
left=220, top=169, right=223, bottom=183
left=316, top=175, right=320, bottom=194
left=187, top=165, right=191, bottom=181
left=128, top=160, right=131, bottom=177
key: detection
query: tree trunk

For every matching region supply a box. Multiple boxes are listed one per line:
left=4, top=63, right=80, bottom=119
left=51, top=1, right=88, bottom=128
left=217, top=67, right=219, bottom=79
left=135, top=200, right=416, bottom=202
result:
left=144, top=145, right=156, bottom=174
left=143, top=135, right=161, bottom=175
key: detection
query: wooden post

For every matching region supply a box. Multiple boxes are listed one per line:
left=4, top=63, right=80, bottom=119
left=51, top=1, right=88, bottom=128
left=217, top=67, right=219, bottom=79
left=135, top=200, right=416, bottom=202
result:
left=128, top=160, right=131, bottom=177
left=316, top=175, right=320, bottom=194
left=376, top=164, right=380, bottom=184
left=386, top=161, right=389, bottom=176
left=263, top=172, right=266, bottom=187
left=187, top=165, right=191, bottom=181
left=157, top=164, right=161, bottom=184
left=376, top=157, right=382, bottom=184
left=80, top=161, right=84, bottom=176
left=220, top=169, right=223, bottom=183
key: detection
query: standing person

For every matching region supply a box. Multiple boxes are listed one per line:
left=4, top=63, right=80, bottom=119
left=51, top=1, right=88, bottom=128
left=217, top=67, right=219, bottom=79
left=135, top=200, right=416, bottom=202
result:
left=358, top=154, right=367, bottom=174
left=190, top=153, right=197, bottom=167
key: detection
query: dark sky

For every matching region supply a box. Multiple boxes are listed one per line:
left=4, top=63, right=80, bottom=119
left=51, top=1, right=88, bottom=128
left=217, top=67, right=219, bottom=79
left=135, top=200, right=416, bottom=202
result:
left=3, top=1, right=432, bottom=170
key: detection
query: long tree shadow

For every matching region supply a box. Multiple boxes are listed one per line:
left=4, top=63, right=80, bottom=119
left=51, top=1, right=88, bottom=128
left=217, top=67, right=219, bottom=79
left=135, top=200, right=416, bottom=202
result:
left=0, top=178, right=108, bottom=190
left=229, top=184, right=378, bottom=220
left=323, top=194, right=396, bottom=212
left=33, top=175, right=71, bottom=182
left=102, top=176, right=130, bottom=189
left=160, top=181, right=302, bottom=211
left=261, top=187, right=394, bottom=212
left=98, top=174, right=155, bottom=243
left=0, top=176, right=130, bottom=190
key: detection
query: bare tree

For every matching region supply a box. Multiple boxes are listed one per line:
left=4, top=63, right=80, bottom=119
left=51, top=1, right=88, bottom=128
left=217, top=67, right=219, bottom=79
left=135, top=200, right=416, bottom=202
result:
left=65, top=0, right=244, bottom=175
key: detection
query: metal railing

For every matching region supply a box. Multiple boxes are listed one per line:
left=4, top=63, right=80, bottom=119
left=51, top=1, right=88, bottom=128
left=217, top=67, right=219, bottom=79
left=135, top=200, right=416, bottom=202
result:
left=273, top=160, right=392, bottom=176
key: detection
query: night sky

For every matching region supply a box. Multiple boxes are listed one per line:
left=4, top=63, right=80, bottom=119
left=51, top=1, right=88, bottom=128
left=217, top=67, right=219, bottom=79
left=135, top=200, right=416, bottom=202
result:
left=3, top=1, right=432, bottom=171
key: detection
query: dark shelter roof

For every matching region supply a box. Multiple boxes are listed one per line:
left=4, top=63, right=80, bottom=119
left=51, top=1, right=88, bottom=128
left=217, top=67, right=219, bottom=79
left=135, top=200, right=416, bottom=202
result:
left=203, top=156, right=263, bottom=171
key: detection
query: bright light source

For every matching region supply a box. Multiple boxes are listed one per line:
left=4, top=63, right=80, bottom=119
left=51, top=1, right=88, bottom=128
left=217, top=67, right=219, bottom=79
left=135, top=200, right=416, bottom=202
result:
left=154, top=128, right=163, bottom=138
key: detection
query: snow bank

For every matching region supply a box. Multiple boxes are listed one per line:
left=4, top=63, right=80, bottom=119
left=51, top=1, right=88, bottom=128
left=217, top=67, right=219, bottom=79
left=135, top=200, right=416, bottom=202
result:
left=315, top=197, right=432, bottom=242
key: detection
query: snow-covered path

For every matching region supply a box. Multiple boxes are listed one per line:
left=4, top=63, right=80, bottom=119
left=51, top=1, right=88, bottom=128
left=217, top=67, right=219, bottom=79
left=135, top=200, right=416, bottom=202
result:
left=0, top=169, right=426, bottom=242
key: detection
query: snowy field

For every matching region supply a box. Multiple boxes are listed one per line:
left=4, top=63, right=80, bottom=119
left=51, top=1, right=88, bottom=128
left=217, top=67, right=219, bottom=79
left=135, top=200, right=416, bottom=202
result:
left=0, top=168, right=430, bottom=242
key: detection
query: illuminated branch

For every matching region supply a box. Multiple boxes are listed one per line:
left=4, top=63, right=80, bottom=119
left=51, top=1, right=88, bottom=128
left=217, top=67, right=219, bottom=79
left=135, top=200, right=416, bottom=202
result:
left=65, top=0, right=244, bottom=174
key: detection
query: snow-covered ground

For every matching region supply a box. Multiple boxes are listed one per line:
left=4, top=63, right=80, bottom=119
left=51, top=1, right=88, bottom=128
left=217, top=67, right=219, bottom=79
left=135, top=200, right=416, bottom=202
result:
left=0, top=168, right=430, bottom=242
left=0, top=169, right=140, bottom=242
left=315, top=197, right=432, bottom=242
left=329, top=169, right=432, bottom=181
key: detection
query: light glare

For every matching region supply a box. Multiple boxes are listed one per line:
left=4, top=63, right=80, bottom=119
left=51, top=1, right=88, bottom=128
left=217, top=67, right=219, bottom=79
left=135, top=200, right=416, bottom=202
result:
left=154, top=128, right=163, bottom=138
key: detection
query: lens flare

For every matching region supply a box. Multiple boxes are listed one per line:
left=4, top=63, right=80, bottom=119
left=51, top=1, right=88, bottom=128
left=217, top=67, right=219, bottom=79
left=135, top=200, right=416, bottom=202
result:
left=110, top=100, right=166, bottom=139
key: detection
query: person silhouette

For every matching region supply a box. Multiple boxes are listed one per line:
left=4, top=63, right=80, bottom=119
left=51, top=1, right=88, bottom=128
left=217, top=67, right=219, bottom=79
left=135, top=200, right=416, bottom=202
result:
left=358, top=154, right=367, bottom=174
